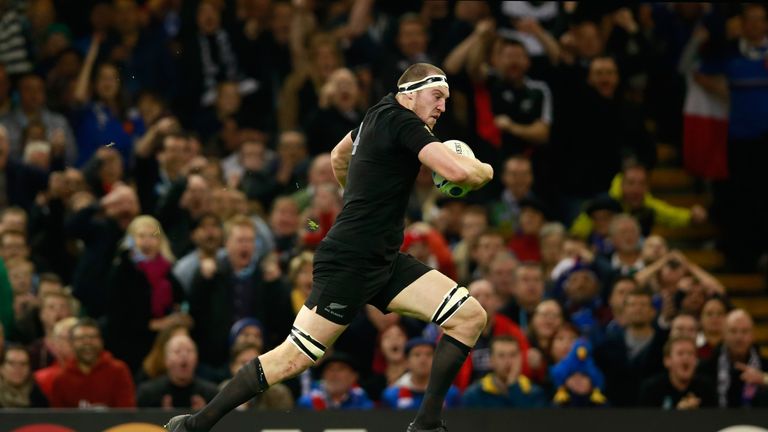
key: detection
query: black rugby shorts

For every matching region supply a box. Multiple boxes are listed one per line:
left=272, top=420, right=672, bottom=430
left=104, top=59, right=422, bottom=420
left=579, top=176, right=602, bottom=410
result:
left=305, top=238, right=431, bottom=325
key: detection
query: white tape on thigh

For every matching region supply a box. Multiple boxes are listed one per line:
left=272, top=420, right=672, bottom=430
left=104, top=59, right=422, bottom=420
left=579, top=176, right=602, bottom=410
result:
left=288, top=325, right=326, bottom=363
left=431, top=285, right=470, bottom=327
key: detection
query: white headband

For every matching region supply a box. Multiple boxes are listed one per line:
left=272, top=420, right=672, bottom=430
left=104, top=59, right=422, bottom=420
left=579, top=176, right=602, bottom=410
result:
left=397, top=74, right=449, bottom=94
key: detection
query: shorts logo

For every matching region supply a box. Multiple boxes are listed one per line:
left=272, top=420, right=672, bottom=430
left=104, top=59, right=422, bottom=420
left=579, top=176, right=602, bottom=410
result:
left=324, top=302, right=348, bottom=319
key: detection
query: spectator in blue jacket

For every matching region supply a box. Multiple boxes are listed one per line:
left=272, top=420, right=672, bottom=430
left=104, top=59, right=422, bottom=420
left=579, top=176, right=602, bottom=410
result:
left=463, top=335, right=546, bottom=408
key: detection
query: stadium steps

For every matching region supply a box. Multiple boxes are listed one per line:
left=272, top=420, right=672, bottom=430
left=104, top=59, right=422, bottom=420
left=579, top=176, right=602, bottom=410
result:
left=656, top=143, right=678, bottom=165
left=651, top=223, right=719, bottom=242
left=754, top=324, right=768, bottom=344
left=653, top=193, right=712, bottom=208
left=649, top=167, right=695, bottom=191
left=677, top=249, right=726, bottom=272
left=761, top=346, right=768, bottom=358
left=731, top=298, right=768, bottom=320
left=718, top=273, right=766, bottom=295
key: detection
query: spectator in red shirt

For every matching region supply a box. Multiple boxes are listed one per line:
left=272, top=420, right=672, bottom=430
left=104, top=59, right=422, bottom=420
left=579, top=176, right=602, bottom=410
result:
left=49, top=317, right=135, bottom=408
left=508, top=197, right=547, bottom=262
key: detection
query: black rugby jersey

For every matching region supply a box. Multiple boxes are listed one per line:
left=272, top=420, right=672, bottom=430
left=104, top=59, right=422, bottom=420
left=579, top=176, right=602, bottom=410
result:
left=325, top=93, right=437, bottom=257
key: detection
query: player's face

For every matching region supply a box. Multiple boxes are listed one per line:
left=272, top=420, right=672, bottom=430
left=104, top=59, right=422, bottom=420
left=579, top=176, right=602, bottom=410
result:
left=413, top=87, right=449, bottom=129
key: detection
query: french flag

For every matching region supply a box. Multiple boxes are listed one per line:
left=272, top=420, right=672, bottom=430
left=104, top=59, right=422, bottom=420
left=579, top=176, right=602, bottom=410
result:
left=682, top=75, right=729, bottom=180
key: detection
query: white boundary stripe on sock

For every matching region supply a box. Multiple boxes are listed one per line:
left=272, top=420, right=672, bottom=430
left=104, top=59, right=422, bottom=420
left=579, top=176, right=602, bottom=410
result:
left=288, top=325, right=326, bottom=362
left=431, top=285, right=470, bottom=326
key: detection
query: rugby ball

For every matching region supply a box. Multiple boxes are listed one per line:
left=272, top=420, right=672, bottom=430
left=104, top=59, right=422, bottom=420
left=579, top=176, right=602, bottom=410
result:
left=432, top=140, right=475, bottom=198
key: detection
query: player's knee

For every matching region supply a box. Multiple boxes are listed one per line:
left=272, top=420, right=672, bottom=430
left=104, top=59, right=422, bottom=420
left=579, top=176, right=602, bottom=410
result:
left=283, top=324, right=327, bottom=377
left=451, top=296, right=486, bottom=336
left=433, top=284, right=486, bottom=337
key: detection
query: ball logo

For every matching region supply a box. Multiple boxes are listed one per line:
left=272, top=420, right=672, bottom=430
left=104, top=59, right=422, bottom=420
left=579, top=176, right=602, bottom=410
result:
left=432, top=140, right=475, bottom=198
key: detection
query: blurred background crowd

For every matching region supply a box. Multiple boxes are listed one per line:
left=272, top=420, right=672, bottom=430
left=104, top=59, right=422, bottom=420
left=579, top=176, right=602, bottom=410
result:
left=1, top=0, right=768, bottom=412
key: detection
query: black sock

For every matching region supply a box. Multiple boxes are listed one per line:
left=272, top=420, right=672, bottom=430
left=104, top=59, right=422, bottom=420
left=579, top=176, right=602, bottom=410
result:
left=185, top=357, right=270, bottom=431
left=413, top=334, right=471, bottom=429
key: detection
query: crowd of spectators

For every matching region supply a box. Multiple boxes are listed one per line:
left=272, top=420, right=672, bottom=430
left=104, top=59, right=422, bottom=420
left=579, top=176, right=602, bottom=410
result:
left=1, top=0, right=767, bottom=412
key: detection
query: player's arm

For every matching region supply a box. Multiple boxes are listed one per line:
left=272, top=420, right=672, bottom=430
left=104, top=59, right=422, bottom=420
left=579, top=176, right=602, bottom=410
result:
left=330, top=131, right=354, bottom=187
left=418, top=141, right=493, bottom=188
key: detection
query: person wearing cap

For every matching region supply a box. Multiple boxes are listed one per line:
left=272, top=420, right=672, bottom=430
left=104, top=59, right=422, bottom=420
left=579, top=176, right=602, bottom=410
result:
left=382, top=338, right=461, bottom=410
left=166, top=63, right=493, bottom=432
left=551, top=338, right=608, bottom=408
left=582, top=196, right=623, bottom=257
left=550, top=258, right=611, bottom=346
left=297, top=352, right=373, bottom=410
left=463, top=335, right=545, bottom=408
left=229, top=318, right=265, bottom=354
left=507, top=196, right=547, bottom=262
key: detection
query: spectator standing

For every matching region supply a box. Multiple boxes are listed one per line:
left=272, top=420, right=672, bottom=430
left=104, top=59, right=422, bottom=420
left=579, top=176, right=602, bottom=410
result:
left=72, top=35, right=135, bottom=166
left=105, top=215, right=188, bottom=374
left=50, top=318, right=135, bottom=408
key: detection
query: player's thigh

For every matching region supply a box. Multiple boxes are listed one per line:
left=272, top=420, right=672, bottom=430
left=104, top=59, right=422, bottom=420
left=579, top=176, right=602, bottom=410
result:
left=385, top=269, right=461, bottom=322
left=293, top=305, right=348, bottom=348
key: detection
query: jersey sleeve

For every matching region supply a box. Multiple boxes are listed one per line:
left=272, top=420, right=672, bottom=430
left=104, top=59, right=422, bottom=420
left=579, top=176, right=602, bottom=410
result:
left=393, top=111, right=439, bottom=154
left=350, top=125, right=360, bottom=142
